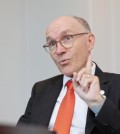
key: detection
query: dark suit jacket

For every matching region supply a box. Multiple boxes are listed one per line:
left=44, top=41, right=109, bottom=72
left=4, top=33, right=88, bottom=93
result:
left=17, top=65, right=120, bottom=134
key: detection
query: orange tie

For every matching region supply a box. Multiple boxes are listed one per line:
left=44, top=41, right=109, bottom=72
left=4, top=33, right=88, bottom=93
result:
left=53, top=80, right=75, bottom=134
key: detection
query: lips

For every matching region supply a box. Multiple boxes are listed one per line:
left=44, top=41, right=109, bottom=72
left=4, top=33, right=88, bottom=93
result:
left=59, top=59, right=70, bottom=65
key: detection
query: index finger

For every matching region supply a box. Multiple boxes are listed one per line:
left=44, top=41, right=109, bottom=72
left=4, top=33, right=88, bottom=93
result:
left=85, top=53, right=92, bottom=72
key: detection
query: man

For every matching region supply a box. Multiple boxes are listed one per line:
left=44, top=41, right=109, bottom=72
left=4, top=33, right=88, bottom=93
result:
left=17, top=16, right=120, bottom=134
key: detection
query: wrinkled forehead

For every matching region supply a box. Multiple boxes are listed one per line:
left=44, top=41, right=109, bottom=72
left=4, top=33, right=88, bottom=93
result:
left=46, top=16, right=85, bottom=39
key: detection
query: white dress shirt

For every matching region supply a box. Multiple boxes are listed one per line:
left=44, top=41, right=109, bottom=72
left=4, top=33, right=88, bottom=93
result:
left=48, top=63, right=96, bottom=134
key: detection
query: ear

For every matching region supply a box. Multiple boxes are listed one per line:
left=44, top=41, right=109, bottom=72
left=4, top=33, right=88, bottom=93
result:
left=88, top=33, right=95, bottom=51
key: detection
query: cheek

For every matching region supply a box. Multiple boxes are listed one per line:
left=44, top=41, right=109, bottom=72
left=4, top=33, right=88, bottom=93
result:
left=73, top=44, right=89, bottom=68
left=50, top=54, right=60, bottom=67
left=74, top=44, right=86, bottom=59
left=50, top=53, right=56, bottom=63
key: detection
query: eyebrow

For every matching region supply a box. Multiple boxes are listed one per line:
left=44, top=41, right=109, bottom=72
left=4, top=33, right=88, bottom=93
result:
left=46, top=30, right=73, bottom=41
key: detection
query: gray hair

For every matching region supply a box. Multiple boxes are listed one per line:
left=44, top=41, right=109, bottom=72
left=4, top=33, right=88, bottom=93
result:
left=72, top=16, right=91, bottom=32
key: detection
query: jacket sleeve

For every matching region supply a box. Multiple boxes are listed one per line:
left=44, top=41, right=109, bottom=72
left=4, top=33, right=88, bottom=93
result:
left=94, top=96, right=120, bottom=134
left=17, top=83, right=36, bottom=126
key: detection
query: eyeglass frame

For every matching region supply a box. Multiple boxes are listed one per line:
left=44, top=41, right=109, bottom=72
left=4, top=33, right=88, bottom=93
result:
left=43, top=32, right=89, bottom=53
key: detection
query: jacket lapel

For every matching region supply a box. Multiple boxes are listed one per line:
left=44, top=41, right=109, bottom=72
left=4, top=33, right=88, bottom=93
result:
left=37, top=75, right=63, bottom=127
left=85, top=64, right=110, bottom=134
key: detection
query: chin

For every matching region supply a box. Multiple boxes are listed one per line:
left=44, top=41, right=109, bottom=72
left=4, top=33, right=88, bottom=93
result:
left=60, top=70, right=73, bottom=77
left=58, top=65, right=74, bottom=77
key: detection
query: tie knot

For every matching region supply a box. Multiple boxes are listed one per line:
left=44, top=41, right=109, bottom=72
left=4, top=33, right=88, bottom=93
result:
left=66, top=80, right=73, bottom=90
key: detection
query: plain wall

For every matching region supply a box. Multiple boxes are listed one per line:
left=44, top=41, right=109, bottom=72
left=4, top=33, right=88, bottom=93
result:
left=0, top=0, right=120, bottom=125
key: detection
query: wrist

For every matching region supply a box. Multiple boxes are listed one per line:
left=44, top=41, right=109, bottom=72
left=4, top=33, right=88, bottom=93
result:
left=88, top=90, right=106, bottom=114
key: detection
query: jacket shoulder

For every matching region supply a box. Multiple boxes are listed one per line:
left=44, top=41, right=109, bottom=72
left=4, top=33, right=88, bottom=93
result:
left=104, top=72, right=120, bottom=81
left=35, top=74, right=63, bottom=85
left=32, top=74, right=63, bottom=93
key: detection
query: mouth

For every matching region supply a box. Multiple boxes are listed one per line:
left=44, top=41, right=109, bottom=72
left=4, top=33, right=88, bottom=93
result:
left=59, top=59, right=70, bottom=65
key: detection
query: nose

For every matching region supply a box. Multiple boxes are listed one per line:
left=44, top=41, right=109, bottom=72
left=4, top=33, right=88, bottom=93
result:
left=55, top=42, right=67, bottom=54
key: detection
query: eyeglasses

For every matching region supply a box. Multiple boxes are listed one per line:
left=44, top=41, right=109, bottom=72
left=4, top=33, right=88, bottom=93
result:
left=43, top=32, right=89, bottom=53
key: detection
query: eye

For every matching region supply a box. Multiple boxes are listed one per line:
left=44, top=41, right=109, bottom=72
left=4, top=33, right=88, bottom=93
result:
left=62, top=35, right=72, bottom=42
left=48, top=41, right=56, bottom=47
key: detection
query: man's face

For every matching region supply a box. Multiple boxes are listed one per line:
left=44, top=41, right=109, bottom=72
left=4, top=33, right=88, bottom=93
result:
left=46, top=16, right=94, bottom=77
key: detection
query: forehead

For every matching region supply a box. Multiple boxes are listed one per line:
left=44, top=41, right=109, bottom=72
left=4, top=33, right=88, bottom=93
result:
left=46, top=16, right=85, bottom=38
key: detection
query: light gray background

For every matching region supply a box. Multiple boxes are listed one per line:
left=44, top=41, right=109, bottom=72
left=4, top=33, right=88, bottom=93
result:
left=0, top=0, right=120, bottom=125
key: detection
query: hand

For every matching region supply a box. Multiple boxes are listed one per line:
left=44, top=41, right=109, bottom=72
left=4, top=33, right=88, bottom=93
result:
left=72, top=54, right=105, bottom=109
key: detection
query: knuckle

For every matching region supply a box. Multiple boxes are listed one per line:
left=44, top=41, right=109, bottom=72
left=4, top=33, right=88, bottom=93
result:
left=94, top=76, right=99, bottom=80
